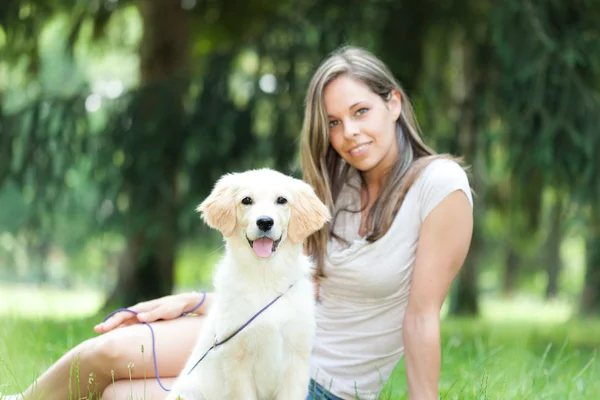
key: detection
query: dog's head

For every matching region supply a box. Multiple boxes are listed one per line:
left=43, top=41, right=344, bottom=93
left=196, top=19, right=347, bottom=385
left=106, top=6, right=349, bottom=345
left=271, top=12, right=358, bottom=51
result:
left=197, top=169, right=330, bottom=258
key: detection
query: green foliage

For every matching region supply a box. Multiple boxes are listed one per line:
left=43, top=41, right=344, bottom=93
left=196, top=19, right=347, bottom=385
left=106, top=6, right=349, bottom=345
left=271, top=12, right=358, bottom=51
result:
left=3, top=95, right=90, bottom=220
left=0, top=182, right=27, bottom=235
left=174, top=238, right=223, bottom=290
left=1, top=0, right=599, bottom=311
left=490, top=0, right=600, bottom=207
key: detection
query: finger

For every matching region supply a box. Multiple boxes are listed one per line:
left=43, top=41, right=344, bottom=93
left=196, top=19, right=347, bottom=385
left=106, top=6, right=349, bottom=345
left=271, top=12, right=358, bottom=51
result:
left=100, top=313, right=133, bottom=330
left=96, top=316, right=137, bottom=333
left=94, top=319, right=134, bottom=334
left=137, top=311, right=157, bottom=323
left=137, top=307, right=174, bottom=323
left=94, top=310, right=138, bottom=332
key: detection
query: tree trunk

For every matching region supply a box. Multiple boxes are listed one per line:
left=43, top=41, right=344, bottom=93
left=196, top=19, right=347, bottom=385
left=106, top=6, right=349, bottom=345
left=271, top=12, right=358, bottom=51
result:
left=450, top=240, right=480, bottom=315
left=502, top=247, right=519, bottom=297
left=580, top=205, right=600, bottom=315
left=448, top=32, right=490, bottom=316
left=545, top=195, right=564, bottom=300
left=450, top=151, right=483, bottom=315
left=104, top=0, right=189, bottom=308
left=0, top=92, right=11, bottom=185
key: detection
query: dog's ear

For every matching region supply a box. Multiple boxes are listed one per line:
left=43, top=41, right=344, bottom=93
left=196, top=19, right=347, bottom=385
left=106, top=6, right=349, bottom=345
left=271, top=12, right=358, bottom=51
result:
left=288, top=182, right=331, bottom=244
left=196, top=174, right=237, bottom=237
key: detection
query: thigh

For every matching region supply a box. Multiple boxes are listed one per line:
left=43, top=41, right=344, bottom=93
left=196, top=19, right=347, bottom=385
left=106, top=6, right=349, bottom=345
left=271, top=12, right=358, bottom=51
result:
left=99, top=315, right=204, bottom=381
left=102, top=377, right=177, bottom=400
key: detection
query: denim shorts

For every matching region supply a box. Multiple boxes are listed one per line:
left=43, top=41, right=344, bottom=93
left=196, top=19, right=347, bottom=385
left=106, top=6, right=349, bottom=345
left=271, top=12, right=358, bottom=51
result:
left=306, top=379, right=344, bottom=400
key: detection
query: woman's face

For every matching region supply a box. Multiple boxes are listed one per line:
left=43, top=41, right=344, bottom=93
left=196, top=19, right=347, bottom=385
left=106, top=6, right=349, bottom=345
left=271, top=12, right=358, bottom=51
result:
left=324, top=75, right=401, bottom=182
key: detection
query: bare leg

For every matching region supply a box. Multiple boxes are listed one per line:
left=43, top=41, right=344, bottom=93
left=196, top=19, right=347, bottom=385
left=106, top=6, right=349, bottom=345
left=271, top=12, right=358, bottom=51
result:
left=101, top=378, right=177, bottom=400
left=16, top=316, right=204, bottom=400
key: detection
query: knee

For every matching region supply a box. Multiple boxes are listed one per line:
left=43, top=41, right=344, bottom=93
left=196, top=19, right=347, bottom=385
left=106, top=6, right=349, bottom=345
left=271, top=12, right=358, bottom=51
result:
left=76, top=333, right=129, bottom=378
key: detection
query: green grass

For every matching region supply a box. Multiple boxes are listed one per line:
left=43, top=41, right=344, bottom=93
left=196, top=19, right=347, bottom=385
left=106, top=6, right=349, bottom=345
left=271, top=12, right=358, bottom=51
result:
left=1, top=287, right=599, bottom=399
left=381, top=318, right=600, bottom=399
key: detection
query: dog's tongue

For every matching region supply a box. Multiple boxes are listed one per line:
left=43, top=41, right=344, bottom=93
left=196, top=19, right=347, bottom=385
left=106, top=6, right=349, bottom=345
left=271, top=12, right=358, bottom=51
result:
left=252, top=238, right=273, bottom=258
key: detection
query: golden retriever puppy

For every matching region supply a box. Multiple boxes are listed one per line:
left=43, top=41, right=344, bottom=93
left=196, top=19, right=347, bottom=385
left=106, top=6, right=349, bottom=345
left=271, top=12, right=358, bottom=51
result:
left=166, top=168, right=331, bottom=400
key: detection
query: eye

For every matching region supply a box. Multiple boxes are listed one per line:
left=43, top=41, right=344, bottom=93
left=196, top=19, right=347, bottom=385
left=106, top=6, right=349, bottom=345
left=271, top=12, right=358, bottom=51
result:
left=276, top=196, right=288, bottom=205
left=355, top=107, right=369, bottom=116
left=328, top=120, right=339, bottom=128
left=241, top=197, right=253, bottom=205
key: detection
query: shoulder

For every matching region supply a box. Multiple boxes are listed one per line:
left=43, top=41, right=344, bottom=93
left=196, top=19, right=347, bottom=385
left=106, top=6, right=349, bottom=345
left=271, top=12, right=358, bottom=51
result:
left=412, top=158, right=473, bottom=222
left=417, top=158, right=471, bottom=192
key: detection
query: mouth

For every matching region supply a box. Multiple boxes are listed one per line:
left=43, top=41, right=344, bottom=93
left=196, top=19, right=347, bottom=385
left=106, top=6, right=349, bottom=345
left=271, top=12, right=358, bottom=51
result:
left=246, top=235, right=282, bottom=258
left=348, top=142, right=371, bottom=157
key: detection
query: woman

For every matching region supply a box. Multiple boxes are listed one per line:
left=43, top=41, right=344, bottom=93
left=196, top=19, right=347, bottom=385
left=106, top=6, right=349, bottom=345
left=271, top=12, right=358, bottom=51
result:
left=5, top=45, right=473, bottom=400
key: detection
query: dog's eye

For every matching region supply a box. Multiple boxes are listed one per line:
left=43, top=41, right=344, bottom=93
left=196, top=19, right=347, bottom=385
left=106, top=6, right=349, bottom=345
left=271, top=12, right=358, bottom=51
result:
left=276, top=196, right=287, bottom=205
left=241, top=197, right=253, bottom=205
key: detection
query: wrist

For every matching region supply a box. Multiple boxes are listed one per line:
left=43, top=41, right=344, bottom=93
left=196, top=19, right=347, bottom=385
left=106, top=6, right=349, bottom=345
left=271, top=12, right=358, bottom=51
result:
left=184, top=291, right=207, bottom=315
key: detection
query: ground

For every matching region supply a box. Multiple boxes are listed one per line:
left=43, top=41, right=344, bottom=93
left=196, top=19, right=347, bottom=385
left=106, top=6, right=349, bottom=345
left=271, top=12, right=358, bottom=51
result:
left=0, top=285, right=599, bottom=399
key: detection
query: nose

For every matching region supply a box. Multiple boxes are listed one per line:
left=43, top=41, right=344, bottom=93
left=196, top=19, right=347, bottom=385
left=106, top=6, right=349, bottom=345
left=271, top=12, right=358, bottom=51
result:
left=256, top=216, right=274, bottom=232
left=343, top=119, right=360, bottom=138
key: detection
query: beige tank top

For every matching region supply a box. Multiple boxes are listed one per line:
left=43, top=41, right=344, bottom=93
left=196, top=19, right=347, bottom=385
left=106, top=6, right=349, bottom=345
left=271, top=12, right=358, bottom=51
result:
left=309, top=159, right=473, bottom=399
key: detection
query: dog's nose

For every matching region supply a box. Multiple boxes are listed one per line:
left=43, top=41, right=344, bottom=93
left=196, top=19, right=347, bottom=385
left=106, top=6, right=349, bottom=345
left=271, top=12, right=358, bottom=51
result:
left=256, top=216, right=274, bottom=232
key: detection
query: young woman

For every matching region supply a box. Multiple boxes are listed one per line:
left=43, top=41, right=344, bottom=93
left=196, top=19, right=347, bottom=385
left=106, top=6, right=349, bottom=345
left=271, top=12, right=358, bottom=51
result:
left=5, top=45, right=473, bottom=400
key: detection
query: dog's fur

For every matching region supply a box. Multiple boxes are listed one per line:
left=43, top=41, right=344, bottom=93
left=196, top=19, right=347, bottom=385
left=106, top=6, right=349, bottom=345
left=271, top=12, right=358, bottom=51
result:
left=166, top=168, right=331, bottom=400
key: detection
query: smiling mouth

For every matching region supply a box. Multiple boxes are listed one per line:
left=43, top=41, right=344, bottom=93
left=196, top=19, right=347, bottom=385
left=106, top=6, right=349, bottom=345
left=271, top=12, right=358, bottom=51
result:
left=246, top=235, right=282, bottom=258
left=349, top=142, right=371, bottom=156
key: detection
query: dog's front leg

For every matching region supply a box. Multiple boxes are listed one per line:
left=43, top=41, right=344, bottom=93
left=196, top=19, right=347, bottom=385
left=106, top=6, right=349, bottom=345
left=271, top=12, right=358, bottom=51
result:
left=223, top=353, right=259, bottom=400
left=275, top=353, right=312, bottom=400
left=224, top=369, right=258, bottom=400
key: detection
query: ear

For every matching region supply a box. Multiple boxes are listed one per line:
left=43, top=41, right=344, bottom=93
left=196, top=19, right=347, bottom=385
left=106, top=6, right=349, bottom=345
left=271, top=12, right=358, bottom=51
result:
left=196, top=174, right=237, bottom=237
left=389, top=89, right=402, bottom=120
left=288, top=182, right=331, bottom=244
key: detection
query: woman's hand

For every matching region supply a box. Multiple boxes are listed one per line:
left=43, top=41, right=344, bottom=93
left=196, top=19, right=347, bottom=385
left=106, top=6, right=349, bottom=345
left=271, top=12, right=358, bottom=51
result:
left=94, top=291, right=207, bottom=334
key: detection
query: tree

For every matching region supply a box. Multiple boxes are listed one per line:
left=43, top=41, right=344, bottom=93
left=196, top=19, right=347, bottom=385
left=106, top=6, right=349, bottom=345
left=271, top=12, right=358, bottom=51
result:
left=490, top=0, right=600, bottom=314
left=1, top=0, right=407, bottom=307
left=0, top=0, right=284, bottom=306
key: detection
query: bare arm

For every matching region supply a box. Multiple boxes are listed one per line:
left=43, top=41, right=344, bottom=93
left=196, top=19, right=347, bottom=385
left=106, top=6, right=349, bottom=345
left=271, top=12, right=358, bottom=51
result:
left=403, top=190, right=473, bottom=400
left=95, top=291, right=214, bottom=333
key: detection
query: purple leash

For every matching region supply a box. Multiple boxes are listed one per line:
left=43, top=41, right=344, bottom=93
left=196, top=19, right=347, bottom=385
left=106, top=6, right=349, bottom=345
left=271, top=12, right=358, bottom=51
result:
left=101, top=292, right=207, bottom=392
left=101, top=285, right=293, bottom=392
left=185, top=284, right=293, bottom=375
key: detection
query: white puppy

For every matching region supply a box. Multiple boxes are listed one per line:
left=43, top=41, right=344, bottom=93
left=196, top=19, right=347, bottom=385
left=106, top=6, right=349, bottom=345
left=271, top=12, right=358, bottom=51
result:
left=166, top=168, right=331, bottom=400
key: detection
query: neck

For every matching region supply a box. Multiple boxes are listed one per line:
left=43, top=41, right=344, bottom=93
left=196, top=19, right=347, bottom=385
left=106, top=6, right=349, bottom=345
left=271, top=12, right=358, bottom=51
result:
left=364, top=155, right=398, bottom=194
left=362, top=164, right=393, bottom=201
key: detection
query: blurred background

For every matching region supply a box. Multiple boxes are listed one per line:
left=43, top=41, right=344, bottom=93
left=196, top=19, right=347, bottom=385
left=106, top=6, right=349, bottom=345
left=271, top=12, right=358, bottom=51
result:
left=0, top=0, right=599, bottom=324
